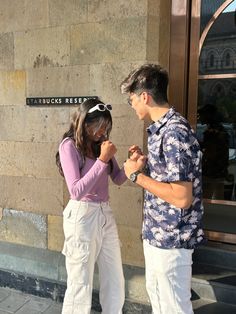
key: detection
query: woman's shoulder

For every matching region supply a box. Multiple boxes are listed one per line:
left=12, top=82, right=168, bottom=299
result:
left=59, top=138, right=84, bottom=165
left=59, top=137, right=77, bottom=154
left=60, top=137, right=74, bottom=145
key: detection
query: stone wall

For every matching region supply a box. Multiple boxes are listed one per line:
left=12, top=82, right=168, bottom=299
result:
left=0, top=0, right=171, bottom=271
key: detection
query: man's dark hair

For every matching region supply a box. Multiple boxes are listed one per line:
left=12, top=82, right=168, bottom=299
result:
left=120, top=63, right=169, bottom=104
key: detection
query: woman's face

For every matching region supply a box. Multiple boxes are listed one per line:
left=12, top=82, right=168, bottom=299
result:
left=86, top=122, right=109, bottom=143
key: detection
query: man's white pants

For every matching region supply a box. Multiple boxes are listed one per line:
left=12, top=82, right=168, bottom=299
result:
left=62, top=200, right=124, bottom=314
left=143, top=240, right=194, bottom=314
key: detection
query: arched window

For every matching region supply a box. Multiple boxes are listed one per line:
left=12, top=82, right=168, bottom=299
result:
left=225, top=52, right=231, bottom=66
left=229, top=83, right=236, bottom=96
left=221, top=49, right=234, bottom=68
left=210, top=54, right=214, bottom=67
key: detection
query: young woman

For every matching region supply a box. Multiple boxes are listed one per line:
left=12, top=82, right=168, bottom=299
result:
left=56, top=98, right=127, bottom=314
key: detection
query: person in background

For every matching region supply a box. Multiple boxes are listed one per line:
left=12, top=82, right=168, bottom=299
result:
left=198, top=104, right=229, bottom=199
left=56, top=98, right=127, bottom=314
left=120, top=64, right=205, bottom=314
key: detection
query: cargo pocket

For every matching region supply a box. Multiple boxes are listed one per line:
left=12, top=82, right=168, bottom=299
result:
left=62, top=241, right=91, bottom=285
left=63, top=202, right=90, bottom=242
left=63, top=202, right=84, bottom=223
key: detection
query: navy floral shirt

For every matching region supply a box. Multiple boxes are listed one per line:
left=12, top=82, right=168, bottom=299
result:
left=143, top=107, right=205, bottom=249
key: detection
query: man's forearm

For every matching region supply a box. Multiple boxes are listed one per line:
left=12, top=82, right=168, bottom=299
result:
left=136, top=173, right=193, bottom=209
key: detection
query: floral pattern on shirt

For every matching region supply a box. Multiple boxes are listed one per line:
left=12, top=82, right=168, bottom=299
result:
left=143, top=107, right=205, bottom=249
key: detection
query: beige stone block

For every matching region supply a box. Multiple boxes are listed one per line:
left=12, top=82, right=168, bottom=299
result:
left=147, top=16, right=160, bottom=62
left=110, top=102, right=138, bottom=119
left=0, top=33, right=14, bottom=70
left=111, top=116, right=145, bottom=147
left=88, top=0, right=147, bottom=22
left=0, top=141, right=60, bottom=179
left=0, top=105, right=70, bottom=142
left=0, top=176, right=64, bottom=215
left=148, top=0, right=161, bottom=16
left=110, top=185, right=143, bottom=228
left=71, top=18, right=146, bottom=65
left=90, top=61, right=145, bottom=105
left=0, top=208, right=47, bottom=248
left=14, top=27, right=70, bottom=69
left=49, top=0, right=87, bottom=26
left=90, top=63, right=134, bottom=105
left=0, top=0, right=48, bottom=33
left=157, top=1, right=171, bottom=69
left=118, top=224, right=144, bottom=267
left=146, top=1, right=171, bottom=67
left=0, top=70, right=26, bottom=105
left=27, top=65, right=90, bottom=97
left=48, top=215, right=64, bottom=251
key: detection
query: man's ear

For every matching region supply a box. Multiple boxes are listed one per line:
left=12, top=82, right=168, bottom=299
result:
left=142, top=91, right=149, bottom=103
left=142, top=91, right=152, bottom=106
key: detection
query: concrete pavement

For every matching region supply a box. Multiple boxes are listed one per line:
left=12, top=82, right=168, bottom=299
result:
left=0, top=287, right=100, bottom=314
left=0, top=286, right=236, bottom=314
left=0, top=287, right=61, bottom=314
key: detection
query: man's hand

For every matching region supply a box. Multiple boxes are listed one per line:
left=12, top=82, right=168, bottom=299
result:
left=124, top=155, right=147, bottom=178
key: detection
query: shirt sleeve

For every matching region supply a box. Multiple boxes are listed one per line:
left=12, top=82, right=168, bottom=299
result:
left=110, top=156, right=127, bottom=185
left=59, top=138, right=109, bottom=199
left=163, top=128, right=195, bottom=182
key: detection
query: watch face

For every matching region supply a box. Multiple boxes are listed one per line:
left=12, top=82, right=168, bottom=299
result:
left=130, top=173, right=136, bottom=182
left=130, top=171, right=140, bottom=182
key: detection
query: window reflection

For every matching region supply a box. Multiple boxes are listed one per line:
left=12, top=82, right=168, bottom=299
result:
left=198, top=1, right=236, bottom=202
left=199, top=1, right=236, bottom=75
left=196, top=80, right=236, bottom=201
left=200, top=0, right=226, bottom=35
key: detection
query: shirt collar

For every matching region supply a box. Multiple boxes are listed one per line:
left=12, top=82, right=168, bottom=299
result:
left=147, top=106, right=176, bottom=135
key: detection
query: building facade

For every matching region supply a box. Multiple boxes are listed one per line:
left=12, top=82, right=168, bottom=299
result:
left=0, top=0, right=235, bottom=309
left=0, top=0, right=170, bottom=305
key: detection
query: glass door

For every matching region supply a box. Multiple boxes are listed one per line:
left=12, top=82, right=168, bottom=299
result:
left=170, top=0, right=236, bottom=243
left=196, top=0, right=236, bottom=243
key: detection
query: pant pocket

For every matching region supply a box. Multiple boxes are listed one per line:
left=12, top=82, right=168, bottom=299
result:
left=63, top=241, right=91, bottom=285
left=63, top=201, right=88, bottom=223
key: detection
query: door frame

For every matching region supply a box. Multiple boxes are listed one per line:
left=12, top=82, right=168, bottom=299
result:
left=169, top=0, right=236, bottom=244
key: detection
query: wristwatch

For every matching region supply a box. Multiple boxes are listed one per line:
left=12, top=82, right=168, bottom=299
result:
left=129, top=170, right=142, bottom=183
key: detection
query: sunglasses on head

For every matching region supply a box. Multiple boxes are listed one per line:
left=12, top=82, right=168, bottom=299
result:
left=88, top=103, right=112, bottom=114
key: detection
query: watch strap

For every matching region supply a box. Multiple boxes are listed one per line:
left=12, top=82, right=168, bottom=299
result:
left=129, top=170, right=142, bottom=182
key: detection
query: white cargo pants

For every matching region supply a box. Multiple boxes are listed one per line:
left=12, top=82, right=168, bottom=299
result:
left=62, top=200, right=124, bottom=314
left=143, top=240, right=194, bottom=314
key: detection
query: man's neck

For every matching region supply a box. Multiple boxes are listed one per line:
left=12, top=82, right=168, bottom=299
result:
left=149, top=102, right=170, bottom=122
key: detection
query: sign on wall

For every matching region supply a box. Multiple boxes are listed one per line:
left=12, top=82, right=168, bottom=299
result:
left=26, top=96, right=98, bottom=106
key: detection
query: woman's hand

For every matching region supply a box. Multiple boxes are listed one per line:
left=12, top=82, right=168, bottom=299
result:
left=128, top=145, right=144, bottom=161
left=99, top=140, right=117, bottom=163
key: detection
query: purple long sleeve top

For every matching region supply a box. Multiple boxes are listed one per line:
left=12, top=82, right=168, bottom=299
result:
left=59, top=137, right=127, bottom=202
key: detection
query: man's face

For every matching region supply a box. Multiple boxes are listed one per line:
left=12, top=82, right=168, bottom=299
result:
left=128, top=92, right=148, bottom=120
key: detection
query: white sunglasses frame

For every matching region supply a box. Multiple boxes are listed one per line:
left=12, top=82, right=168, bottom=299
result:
left=88, top=103, right=112, bottom=114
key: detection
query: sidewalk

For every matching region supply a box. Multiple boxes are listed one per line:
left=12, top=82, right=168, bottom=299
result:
left=0, top=287, right=100, bottom=314
left=0, top=286, right=236, bottom=314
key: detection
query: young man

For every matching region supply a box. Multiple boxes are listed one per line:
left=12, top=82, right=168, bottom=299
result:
left=121, top=64, right=205, bottom=314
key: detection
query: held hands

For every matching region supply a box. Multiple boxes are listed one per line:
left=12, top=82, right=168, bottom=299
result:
left=124, top=145, right=147, bottom=178
left=128, top=145, right=143, bottom=161
left=124, top=155, right=147, bottom=178
left=99, top=140, right=117, bottom=163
